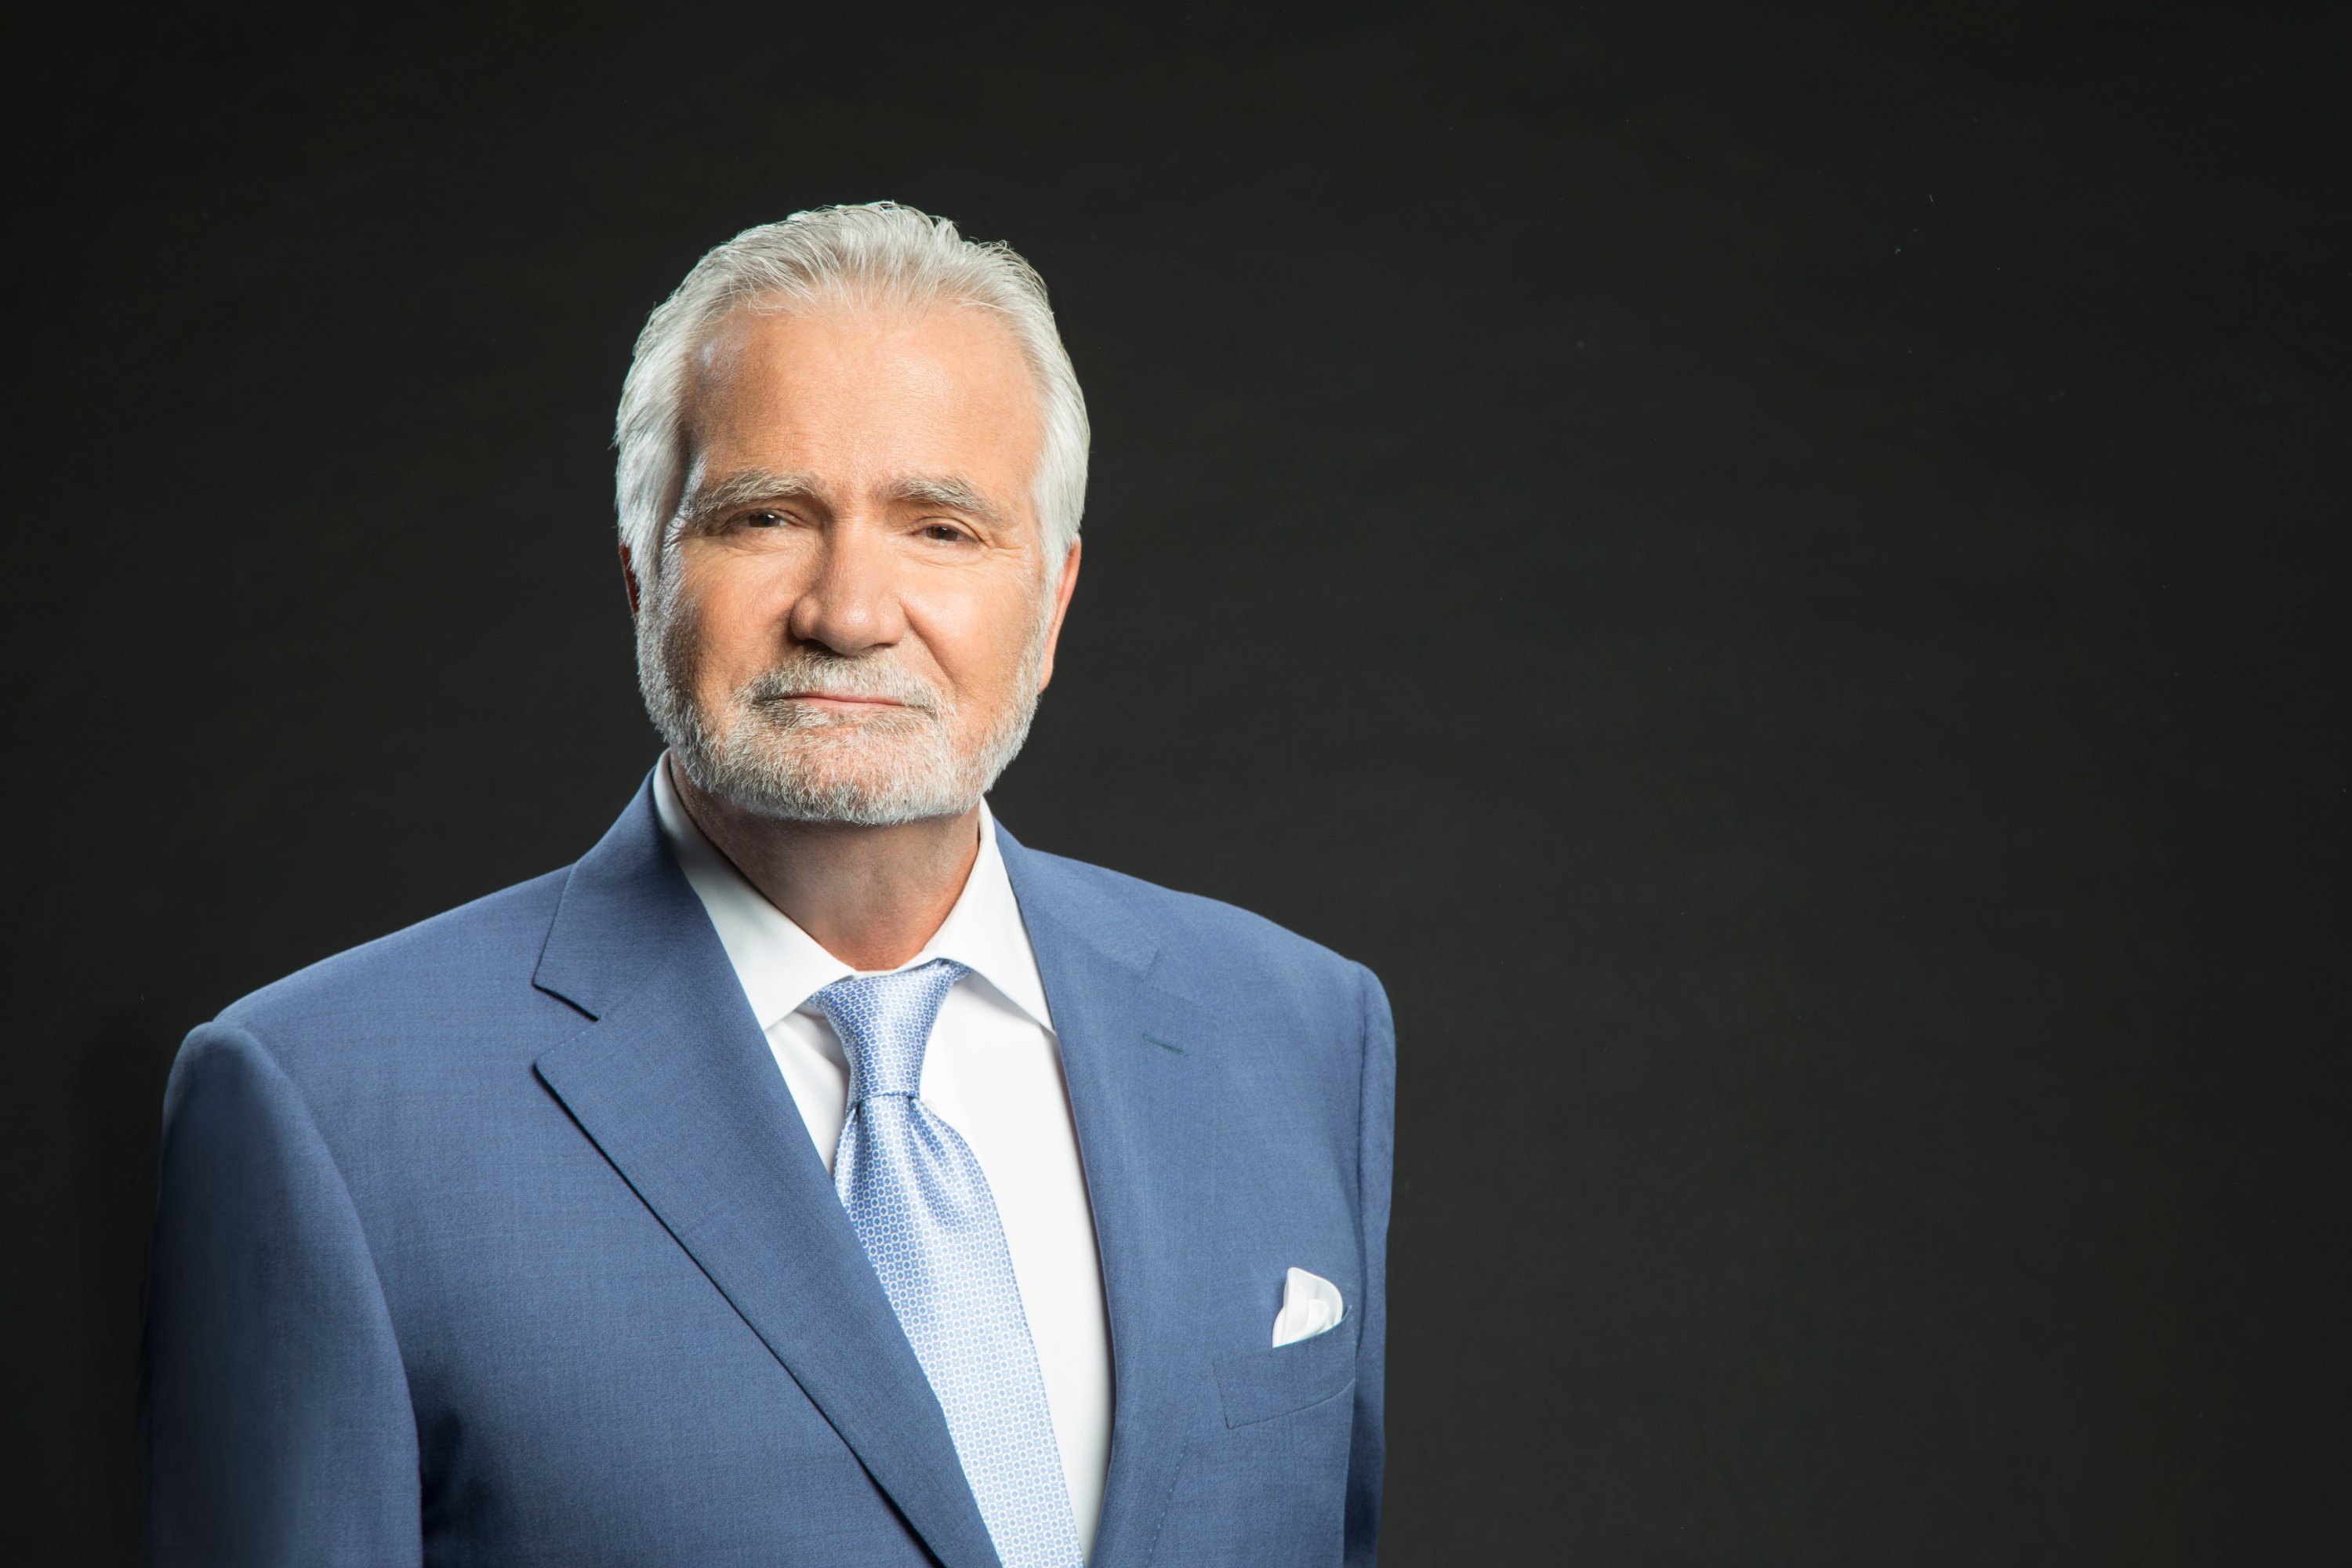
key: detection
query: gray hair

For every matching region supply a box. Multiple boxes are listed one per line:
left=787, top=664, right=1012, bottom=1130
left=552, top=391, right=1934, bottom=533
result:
left=613, top=202, right=1088, bottom=589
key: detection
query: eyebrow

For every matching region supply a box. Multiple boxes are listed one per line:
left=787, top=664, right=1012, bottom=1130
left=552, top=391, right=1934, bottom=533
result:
left=890, top=474, right=1011, bottom=531
left=674, top=469, right=829, bottom=536
left=672, top=468, right=1016, bottom=540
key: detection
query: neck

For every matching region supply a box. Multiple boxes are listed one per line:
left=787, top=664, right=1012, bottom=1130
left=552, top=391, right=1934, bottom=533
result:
left=670, top=760, right=983, bottom=971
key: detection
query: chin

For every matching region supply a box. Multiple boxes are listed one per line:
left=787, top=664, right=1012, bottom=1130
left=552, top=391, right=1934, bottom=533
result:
left=701, top=735, right=982, bottom=828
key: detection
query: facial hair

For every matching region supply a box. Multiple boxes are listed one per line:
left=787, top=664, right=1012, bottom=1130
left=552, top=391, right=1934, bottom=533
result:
left=637, top=573, right=1047, bottom=826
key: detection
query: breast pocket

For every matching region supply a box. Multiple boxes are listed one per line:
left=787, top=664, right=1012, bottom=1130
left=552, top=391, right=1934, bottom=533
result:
left=1211, top=1310, right=1360, bottom=1428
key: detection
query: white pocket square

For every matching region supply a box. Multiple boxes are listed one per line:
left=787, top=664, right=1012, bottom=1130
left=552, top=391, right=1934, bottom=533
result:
left=1270, top=1266, right=1345, bottom=1347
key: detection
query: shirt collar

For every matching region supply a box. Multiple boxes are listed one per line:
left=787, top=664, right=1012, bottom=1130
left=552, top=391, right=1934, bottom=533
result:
left=651, top=757, right=1054, bottom=1035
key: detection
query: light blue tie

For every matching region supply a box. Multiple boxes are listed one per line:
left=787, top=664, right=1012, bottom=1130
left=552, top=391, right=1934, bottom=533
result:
left=812, top=960, right=1084, bottom=1568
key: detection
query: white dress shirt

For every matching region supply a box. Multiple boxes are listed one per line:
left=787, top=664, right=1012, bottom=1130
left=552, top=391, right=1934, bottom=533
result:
left=652, top=760, right=1112, bottom=1553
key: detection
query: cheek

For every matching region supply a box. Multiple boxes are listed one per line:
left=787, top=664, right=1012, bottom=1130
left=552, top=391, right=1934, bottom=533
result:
left=920, top=586, right=1043, bottom=699
left=677, top=561, right=786, bottom=681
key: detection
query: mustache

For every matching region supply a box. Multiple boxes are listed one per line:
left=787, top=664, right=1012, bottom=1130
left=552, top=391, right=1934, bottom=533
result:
left=739, top=654, right=945, bottom=715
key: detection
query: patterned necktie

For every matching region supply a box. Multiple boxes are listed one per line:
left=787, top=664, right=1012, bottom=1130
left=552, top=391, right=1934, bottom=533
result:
left=811, top=960, right=1085, bottom=1568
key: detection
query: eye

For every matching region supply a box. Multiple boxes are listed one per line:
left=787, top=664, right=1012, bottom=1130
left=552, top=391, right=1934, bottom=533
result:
left=740, top=510, right=788, bottom=529
left=920, top=521, right=971, bottom=543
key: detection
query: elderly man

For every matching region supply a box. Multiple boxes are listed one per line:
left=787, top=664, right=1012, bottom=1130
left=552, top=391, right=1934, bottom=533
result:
left=142, top=204, right=1396, bottom=1567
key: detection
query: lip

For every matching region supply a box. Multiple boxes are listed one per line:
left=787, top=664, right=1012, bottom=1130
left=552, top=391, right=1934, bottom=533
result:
left=783, top=693, right=907, bottom=708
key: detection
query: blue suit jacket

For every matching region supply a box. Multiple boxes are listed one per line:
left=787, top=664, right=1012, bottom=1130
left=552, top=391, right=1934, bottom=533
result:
left=143, top=779, right=1395, bottom=1566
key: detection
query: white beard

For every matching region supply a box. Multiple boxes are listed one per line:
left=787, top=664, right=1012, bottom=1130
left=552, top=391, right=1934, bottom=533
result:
left=636, top=572, right=1047, bottom=826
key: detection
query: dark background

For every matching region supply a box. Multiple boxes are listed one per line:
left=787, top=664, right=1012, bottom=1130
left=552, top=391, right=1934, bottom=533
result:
left=8, top=2, right=2344, bottom=1560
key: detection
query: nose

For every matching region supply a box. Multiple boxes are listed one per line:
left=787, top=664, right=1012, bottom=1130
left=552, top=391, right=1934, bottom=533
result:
left=787, top=522, right=906, bottom=656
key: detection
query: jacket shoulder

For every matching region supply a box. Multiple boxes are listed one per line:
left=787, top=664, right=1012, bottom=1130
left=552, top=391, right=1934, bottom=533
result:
left=215, top=868, right=573, bottom=1047
left=1008, top=840, right=1375, bottom=1014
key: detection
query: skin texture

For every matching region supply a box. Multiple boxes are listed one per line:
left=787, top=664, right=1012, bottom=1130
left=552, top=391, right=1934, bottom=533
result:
left=621, top=301, right=1082, bottom=970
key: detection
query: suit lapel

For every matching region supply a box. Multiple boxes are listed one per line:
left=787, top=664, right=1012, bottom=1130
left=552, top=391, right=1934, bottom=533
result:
left=531, top=780, right=1000, bottom=1568
left=1000, top=829, right=1221, bottom=1568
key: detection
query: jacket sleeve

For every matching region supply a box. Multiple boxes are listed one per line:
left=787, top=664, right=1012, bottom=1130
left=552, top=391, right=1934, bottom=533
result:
left=142, top=1022, right=422, bottom=1566
left=1345, top=962, right=1397, bottom=1567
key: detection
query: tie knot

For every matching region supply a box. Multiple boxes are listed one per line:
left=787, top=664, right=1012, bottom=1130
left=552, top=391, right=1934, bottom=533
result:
left=811, top=959, right=969, bottom=1102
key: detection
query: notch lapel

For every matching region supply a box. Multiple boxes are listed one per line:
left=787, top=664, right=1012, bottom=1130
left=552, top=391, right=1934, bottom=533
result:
left=531, top=781, right=1000, bottom=1568
left=1000, top=829, right=1222, bottom=1568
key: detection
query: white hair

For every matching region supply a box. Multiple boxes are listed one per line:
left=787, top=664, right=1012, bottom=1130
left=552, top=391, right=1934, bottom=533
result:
left=612, top=201, right=1088, bottom=588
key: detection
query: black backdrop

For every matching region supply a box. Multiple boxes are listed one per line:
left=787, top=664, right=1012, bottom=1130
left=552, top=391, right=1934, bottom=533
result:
left=9, top=3, right=2345, bottom=1561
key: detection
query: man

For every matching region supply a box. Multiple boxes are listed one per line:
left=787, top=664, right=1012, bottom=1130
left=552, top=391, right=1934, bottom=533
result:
left=141, top=203, right=1395, bottom=1566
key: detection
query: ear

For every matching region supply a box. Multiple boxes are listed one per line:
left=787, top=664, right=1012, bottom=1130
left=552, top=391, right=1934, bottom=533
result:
left=619, top=544, right=642, bottom=617
left=1036, top=539, right=1083, bottom=692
